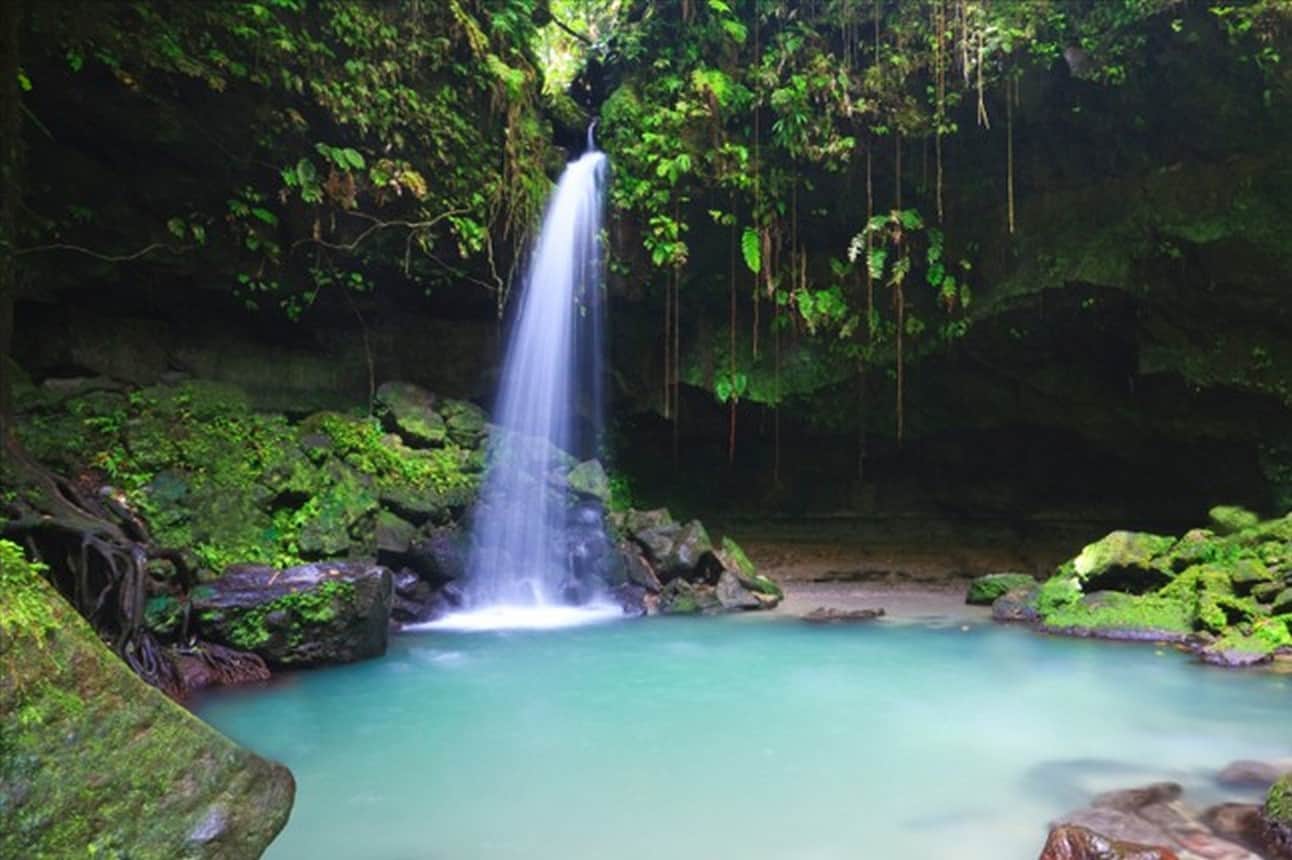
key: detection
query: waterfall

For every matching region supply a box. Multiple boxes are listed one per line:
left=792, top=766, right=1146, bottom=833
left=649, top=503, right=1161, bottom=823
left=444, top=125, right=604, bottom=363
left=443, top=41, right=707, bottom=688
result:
left=452, top=130, right=616, bottom=626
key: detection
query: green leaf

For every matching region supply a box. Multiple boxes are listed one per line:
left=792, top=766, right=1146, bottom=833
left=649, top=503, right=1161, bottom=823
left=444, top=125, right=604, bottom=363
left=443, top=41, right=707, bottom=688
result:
left=741, top=227, right=761, bottom=274
left=166, top=218, right=186, bottom=239
left=250, top=207, right=278, bottom=226
left=295, top=158, right=316, bottom=184
left=341, top=148, right=365, bottom=170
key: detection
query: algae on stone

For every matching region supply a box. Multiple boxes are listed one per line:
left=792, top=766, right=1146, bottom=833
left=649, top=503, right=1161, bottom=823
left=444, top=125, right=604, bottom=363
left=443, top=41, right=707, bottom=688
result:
left=0, top=540, right=295, bottom=858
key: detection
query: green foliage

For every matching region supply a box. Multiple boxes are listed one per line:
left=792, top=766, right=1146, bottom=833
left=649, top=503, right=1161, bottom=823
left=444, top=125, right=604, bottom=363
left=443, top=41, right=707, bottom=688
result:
left=0, top=540, right=56, bottom=643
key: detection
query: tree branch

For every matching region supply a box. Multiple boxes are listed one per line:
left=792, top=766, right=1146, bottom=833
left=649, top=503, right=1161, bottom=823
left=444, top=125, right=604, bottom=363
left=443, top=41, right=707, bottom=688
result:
left=290, top=207, right=468, bottom=253
left=14, top=241, right=187, bottom=261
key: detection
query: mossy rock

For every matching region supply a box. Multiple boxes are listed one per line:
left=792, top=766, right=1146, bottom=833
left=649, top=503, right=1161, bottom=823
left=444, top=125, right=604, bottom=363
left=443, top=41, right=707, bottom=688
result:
left=0, top=541, right=295, bottom=858
left=966, top=573, right=1036, bottom=606
left=1070, top=531, right=1175, bottom=593
left=567, top=459, right=611, bottom=503
left=439, top=398, right=488, bottom=446
left=1041, top=590, right=1195, bottom=639
left=375, top=381, right=447, bottom=447
left=1209, top=505, right=1261, bottom=536
left=1264, top=774, right=1292, bottom=858
left=193, top=562, right=393, bottom=666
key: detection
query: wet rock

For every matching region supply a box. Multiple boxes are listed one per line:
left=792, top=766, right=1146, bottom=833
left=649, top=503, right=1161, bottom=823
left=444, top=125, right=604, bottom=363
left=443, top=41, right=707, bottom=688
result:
left=375, top=381, right=446, bottom=446
left=636, top=519, right=715, bottom=580
left=992, top=587, right=1040, bottom=623
left=567, top=459, right=611, bottom=503
left=1198, top=645, right=1274, bottom=668
left=390, top=568, right=435, bottom=624
left=715, top=569, right=763, bottom=610
left=1054, top=808, right=1175, bottom=848
left=801, top=607, right=886, bottom=624
left=1217, top=760, right=1292, bottom=790
left=1038, top=825, right=1178, bottom=860
left=187, top=806, right=229, bottom=845
left=1272, top=588, right=1292, bottom=615
left=612, top=583, right=649, bottom=617
left=619, top=541, right=662, bottom=592
left=967, top=572, right=1037, bottom=605
left=1092, top=783, right=1183, bottom=813
left=407, top=524, right=468, bottom=585
left=1200, top=804, right=1267, bottom=854
left=192, top=561, right=393, bottom=666
left=657, top=579, right=719, bottom=615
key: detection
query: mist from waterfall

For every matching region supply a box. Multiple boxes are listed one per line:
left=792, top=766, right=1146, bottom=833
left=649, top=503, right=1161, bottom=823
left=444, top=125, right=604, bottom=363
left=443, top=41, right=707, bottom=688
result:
left=452, top=131, right=613, bottom=627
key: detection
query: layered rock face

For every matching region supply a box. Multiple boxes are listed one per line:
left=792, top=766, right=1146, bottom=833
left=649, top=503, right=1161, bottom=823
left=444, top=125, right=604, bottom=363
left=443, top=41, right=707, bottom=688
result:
left=0, top=541, right=295, bottom=858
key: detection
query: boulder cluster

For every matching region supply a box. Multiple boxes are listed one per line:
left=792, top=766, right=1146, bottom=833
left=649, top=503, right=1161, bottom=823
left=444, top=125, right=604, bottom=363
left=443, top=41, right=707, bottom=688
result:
left=1036, top=760, right=1292, bottom=859
left=8, top=376, right=782, bottom=687
left=968, top=507, right=1292, bottom=668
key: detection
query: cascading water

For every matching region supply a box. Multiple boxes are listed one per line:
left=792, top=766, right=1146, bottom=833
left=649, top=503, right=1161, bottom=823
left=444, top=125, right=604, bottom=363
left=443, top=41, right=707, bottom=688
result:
left=437, top=126, right=618, bottom=629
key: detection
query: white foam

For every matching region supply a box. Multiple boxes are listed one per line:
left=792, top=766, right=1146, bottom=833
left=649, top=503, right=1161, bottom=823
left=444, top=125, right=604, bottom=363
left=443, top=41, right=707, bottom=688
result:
left=405, top=603, right=625, bottom=632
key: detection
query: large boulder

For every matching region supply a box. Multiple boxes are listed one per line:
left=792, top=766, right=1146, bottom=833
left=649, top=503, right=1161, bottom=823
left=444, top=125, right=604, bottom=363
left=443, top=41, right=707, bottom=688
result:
left=407, top=524, right=469, bottom=585
left=376, top=381, right=446, bottom=446
left=439, top=398, right=488, bottom=447
left=967, top=572, right=1036, bottom=605
left=1070, top=532, right=1176, bottom=594
left=192, top=562, right=393, bottom=666
left=992, top=587, right=1040, bottom=623
left=0, top=543, right=295, bottom=858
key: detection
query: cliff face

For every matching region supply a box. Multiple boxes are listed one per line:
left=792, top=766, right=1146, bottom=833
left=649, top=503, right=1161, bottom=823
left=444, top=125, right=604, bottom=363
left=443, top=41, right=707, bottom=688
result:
left=0, top=541, right=295, bottom=859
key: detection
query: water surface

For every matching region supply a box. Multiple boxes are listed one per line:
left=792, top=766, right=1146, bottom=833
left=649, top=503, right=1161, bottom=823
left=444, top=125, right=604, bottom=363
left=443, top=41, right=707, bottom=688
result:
left=197, top=616, right=1291, bottom=859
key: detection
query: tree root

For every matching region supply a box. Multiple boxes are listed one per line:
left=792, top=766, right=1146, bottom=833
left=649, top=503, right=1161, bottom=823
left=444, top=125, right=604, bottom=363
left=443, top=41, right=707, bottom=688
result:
left=1, top=432, right=256, bottom=697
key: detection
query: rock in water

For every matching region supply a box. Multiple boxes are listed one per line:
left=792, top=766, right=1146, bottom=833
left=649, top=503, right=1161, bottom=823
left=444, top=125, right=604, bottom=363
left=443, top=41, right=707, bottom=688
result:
left=1038, top=825, right=1179, bottom=860
left=193, top=561, right=393, bottom=666
left=0, top=551, right=295, bottom=857
left=992, top=587, right=1040, bottom=623
left=801, top=607, right=886, bottom=624
left=967, top=572, right=1037, bottom=605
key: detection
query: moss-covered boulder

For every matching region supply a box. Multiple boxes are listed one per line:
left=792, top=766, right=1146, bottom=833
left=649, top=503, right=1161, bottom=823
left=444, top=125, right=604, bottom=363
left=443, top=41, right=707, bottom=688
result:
left=567, top=459, right=611, bottom=503
left=1018, top=513, right=1292, bottom=666
left=439, top=398, right=488, bottom=447
left=1209, top=505, right=1261, bottom=536
left=1264, top=775, right=1292, bottom=859
left=1070, top=531, right=1176, bottom=593
left=193, top=562, right=393, bottom=666
left=967, top=572, right=1036, bottom=606
left=0, top=541, right=295, bottom=858
left=375, top=381, right=447, bottom=446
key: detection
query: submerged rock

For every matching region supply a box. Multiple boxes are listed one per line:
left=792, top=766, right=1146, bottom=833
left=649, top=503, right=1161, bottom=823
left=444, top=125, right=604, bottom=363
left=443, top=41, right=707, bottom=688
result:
left=1038, top=825, right=1178, bottom=860
left=1092, top=783, right=1183, bottom=813
left=1217, top=759, right=1292, bottom=790
left=967, top=572, right=1036, bottom=605
left=0, top=546, right=295, bottom=858
left=1200, top=804, right=1268, bottom=854
left=801, top=607, right=885, bottom=624
left=193, top=561, right=393, bottom=666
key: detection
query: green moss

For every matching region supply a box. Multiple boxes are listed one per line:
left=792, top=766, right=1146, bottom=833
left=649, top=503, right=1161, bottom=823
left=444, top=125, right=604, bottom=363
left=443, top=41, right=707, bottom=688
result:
left=967, top=573, right=1036, bottom=606
left=1209, top=505, right=1261, bottom=535
left=1269, top=775, right=1292, bottom=827
left=0, top=566, right=294, bottom=857
left=1042, top=591, right=1195, bottom=635
left=1035, top=573, right=1082, bottom=615
left=0, top=540, right=56, bottom=643
left=220, top=579, right=356, bottom=652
